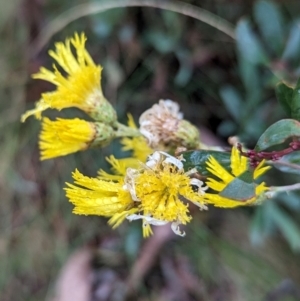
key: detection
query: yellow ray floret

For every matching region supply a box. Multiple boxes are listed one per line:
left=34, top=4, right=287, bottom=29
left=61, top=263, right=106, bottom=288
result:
left=39, top=117, right=96, bottom=160
left=98, top=155, right=141, bottom=181
left=231, top=146, right=248, bottom=176
left=21, top=32, right=116, bottom=124
left=204, top=146, right=270, bottom=208
left=65, top=169, right=134, bottom=217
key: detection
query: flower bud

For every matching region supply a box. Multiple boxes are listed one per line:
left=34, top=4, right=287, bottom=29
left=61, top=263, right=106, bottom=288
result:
left=39, top=117, right=115, bottom=160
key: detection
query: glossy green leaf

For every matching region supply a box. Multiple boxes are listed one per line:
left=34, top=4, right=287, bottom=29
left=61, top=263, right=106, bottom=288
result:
left=182, top=150, right=231, bottom=176
left=254, top=0, right=284, bottom=55
left=275, top=82, right=293, bottom=116
left=282, top=21, right=300, bottom=61
left=255, top=119, right=300, bottom=151
left=236, top=18, right=269, bottom=65
left=291, top=77, right=300, bottom=120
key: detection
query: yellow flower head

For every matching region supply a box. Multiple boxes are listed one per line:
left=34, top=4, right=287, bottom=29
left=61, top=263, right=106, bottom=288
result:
left=21, top=32, right=117, bottom=125
left=65, top=152, right=207, bottom=238
left=204, top=146, right=271, bottom=208
left=125, top=151, right=208, bottom=236
left=39, top=117, right=115, bottom=160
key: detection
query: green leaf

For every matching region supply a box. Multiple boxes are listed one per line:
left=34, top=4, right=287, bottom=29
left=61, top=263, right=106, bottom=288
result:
left=236, top=18, right=269, bottom=65
left=255, top=119, right=300, bottom=151
left=182, top=150, right=231, bottom=176
left=291, top=77, right=300, bottom=120
left=220, top=171, right=256, bottom=201
left=275, top=82, right=293, bottom=116
left=282, top=21, right=300, bottom=61
left=219, top=85, right=242, bottom=121
left=266, top=202, right=300, bottom=252
left=254, top=0, right=284, bottom=55
left=238, top=55, right=260, bottom=93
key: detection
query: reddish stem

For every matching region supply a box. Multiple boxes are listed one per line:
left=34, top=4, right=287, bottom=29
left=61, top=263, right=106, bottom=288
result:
left=237, top=141, right=300, bottom=167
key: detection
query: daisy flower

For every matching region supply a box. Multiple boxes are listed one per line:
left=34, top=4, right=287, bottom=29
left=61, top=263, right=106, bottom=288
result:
left=21, top=33, right=117, bottom=125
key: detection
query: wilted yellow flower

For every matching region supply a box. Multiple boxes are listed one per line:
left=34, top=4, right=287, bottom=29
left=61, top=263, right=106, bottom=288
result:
left=40, top=117, right=115, bottom=160
left=124, top=151, right=208, bottom=236
left=21, top=32, right=117, bottom=125
left=204, top=146, right=271, bottom=207
left=66, top=151, right=207, bottom=237
left=139, top=99, right=200, bottom=149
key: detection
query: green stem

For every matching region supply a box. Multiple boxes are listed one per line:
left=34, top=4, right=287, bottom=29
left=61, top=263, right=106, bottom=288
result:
left=115, top=122, right=141, bottom=138
left=29, top=0, right=235, bottom=57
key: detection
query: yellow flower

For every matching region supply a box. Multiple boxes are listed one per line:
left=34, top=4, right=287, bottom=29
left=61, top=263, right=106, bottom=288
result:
left=21, top=32, right=117, bottom=125
left=39, top=117, right=115, bottom=160
left=65, top=152, right=207, bottom=237
left=124, top=151, right=207, bottom=236
left=204, top=147, right=271, bottom=208
left=120, top=114, right=153, bottom=162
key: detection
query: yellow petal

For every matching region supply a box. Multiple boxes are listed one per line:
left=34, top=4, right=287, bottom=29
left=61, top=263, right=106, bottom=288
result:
left=254, top=160, right=271, bottom=179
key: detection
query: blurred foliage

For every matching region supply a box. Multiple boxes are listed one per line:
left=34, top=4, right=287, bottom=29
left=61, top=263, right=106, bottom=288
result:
left=2, top=0, right=300, bottom=300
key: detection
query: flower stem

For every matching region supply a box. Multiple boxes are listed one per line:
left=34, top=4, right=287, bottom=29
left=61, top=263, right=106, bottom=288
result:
left=115, top=122, right=141, bottom=138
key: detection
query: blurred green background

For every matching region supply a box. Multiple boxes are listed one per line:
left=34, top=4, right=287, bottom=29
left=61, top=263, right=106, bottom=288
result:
left=2, top=0, right=300, bottom=300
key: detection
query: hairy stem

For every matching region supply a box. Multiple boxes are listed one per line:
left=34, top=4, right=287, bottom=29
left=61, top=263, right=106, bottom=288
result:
left=115, top=122, right=141, bottom=138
